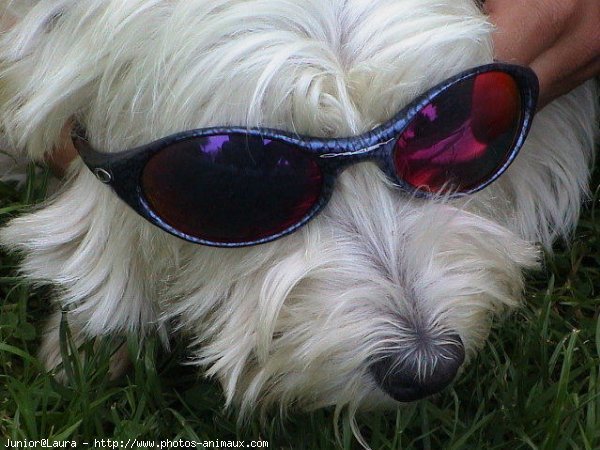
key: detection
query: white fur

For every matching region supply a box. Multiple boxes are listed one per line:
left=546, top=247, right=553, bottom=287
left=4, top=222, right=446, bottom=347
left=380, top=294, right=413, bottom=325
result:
left=0, top=0, right=597, bottom=430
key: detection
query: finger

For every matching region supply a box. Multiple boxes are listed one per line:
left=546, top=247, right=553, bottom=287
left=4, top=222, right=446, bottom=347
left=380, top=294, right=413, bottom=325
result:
left=485, top=0, right=573, bottom=64
left=533, top=57, right=600, bottom=108
left=530, top=8, right=600, bottom=106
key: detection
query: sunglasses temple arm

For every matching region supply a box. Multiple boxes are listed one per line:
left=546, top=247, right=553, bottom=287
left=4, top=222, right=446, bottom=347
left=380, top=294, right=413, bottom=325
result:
left=71, top=126, right=144, bottom=170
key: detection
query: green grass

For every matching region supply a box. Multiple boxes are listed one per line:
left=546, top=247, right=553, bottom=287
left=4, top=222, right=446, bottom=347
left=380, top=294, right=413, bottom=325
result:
left=1, top=165, right=599, bottom=450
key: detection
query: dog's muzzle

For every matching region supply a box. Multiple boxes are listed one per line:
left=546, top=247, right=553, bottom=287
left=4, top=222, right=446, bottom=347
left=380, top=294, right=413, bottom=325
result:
left=370, top=332, right=465, bottom=402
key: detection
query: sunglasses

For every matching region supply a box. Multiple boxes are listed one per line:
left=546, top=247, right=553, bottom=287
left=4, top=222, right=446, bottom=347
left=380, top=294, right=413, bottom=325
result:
left=73, top=63, right=538, bottom=247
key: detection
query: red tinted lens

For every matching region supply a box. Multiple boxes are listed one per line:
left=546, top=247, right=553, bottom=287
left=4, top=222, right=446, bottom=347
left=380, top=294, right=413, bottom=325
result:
left=142, top=134, right=324, bottom=244
left=394, top=71, right=522, bottom=193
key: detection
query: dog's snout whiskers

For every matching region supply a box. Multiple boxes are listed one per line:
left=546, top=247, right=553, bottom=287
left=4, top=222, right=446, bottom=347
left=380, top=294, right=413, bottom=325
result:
left=369, top=330, right=465, bottom=402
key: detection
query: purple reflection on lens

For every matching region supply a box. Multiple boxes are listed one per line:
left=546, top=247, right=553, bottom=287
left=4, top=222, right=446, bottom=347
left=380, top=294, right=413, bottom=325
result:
left=203, top=135, right=230, bottom=156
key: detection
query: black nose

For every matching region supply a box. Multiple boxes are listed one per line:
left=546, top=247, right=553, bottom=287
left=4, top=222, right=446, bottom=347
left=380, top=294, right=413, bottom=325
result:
left=370, top=332, right=465, bottom=402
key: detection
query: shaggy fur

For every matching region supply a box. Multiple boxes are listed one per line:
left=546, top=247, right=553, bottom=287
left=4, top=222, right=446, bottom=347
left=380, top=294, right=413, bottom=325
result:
left=0, top=0, right=598, bottom=428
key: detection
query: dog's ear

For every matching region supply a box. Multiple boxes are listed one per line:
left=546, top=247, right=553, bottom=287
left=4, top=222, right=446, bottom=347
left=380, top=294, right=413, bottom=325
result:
left=0, top=1, right=97, bottom=162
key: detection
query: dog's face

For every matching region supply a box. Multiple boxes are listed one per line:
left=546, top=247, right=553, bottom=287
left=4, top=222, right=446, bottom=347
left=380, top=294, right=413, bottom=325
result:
left=0, top=0, right=595, bottom=416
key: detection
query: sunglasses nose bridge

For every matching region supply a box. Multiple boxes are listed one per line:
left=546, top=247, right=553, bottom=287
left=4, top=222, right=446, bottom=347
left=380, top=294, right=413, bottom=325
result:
left=319, top=137, right=396, bottom=162
left=317, top=137, right=398, bottom=183
left=357, top=137, right=397, bottom=171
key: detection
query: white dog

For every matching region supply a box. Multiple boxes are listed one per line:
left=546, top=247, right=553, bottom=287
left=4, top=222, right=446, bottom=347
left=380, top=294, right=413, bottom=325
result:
left=0, top=0, right=597, bottom=426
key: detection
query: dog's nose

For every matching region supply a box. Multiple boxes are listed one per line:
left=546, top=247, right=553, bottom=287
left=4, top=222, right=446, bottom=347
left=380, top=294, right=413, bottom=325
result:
left=370, top=332, right=465, bottom=402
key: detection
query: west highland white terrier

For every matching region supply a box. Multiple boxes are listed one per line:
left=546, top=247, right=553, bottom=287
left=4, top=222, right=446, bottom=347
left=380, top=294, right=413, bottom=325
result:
left=0, top=0, right=598, bottom=424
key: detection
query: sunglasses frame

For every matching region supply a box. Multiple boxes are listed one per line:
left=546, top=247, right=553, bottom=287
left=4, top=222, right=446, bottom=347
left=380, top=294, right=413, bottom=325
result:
left=74, top=63, right=539, bottom=247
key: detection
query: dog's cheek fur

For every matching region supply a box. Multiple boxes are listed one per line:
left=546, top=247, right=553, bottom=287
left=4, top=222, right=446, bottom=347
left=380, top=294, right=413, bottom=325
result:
left=0, top=165, right=170, bottom=339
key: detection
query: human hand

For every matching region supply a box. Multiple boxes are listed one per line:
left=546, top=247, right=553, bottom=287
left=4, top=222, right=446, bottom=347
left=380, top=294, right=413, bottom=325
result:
left=485, top=0, right=600, bottom=108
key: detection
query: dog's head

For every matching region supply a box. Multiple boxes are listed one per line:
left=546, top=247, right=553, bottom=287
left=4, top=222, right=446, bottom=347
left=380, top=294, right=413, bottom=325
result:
left=1, top=0, right=594, bottom=416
